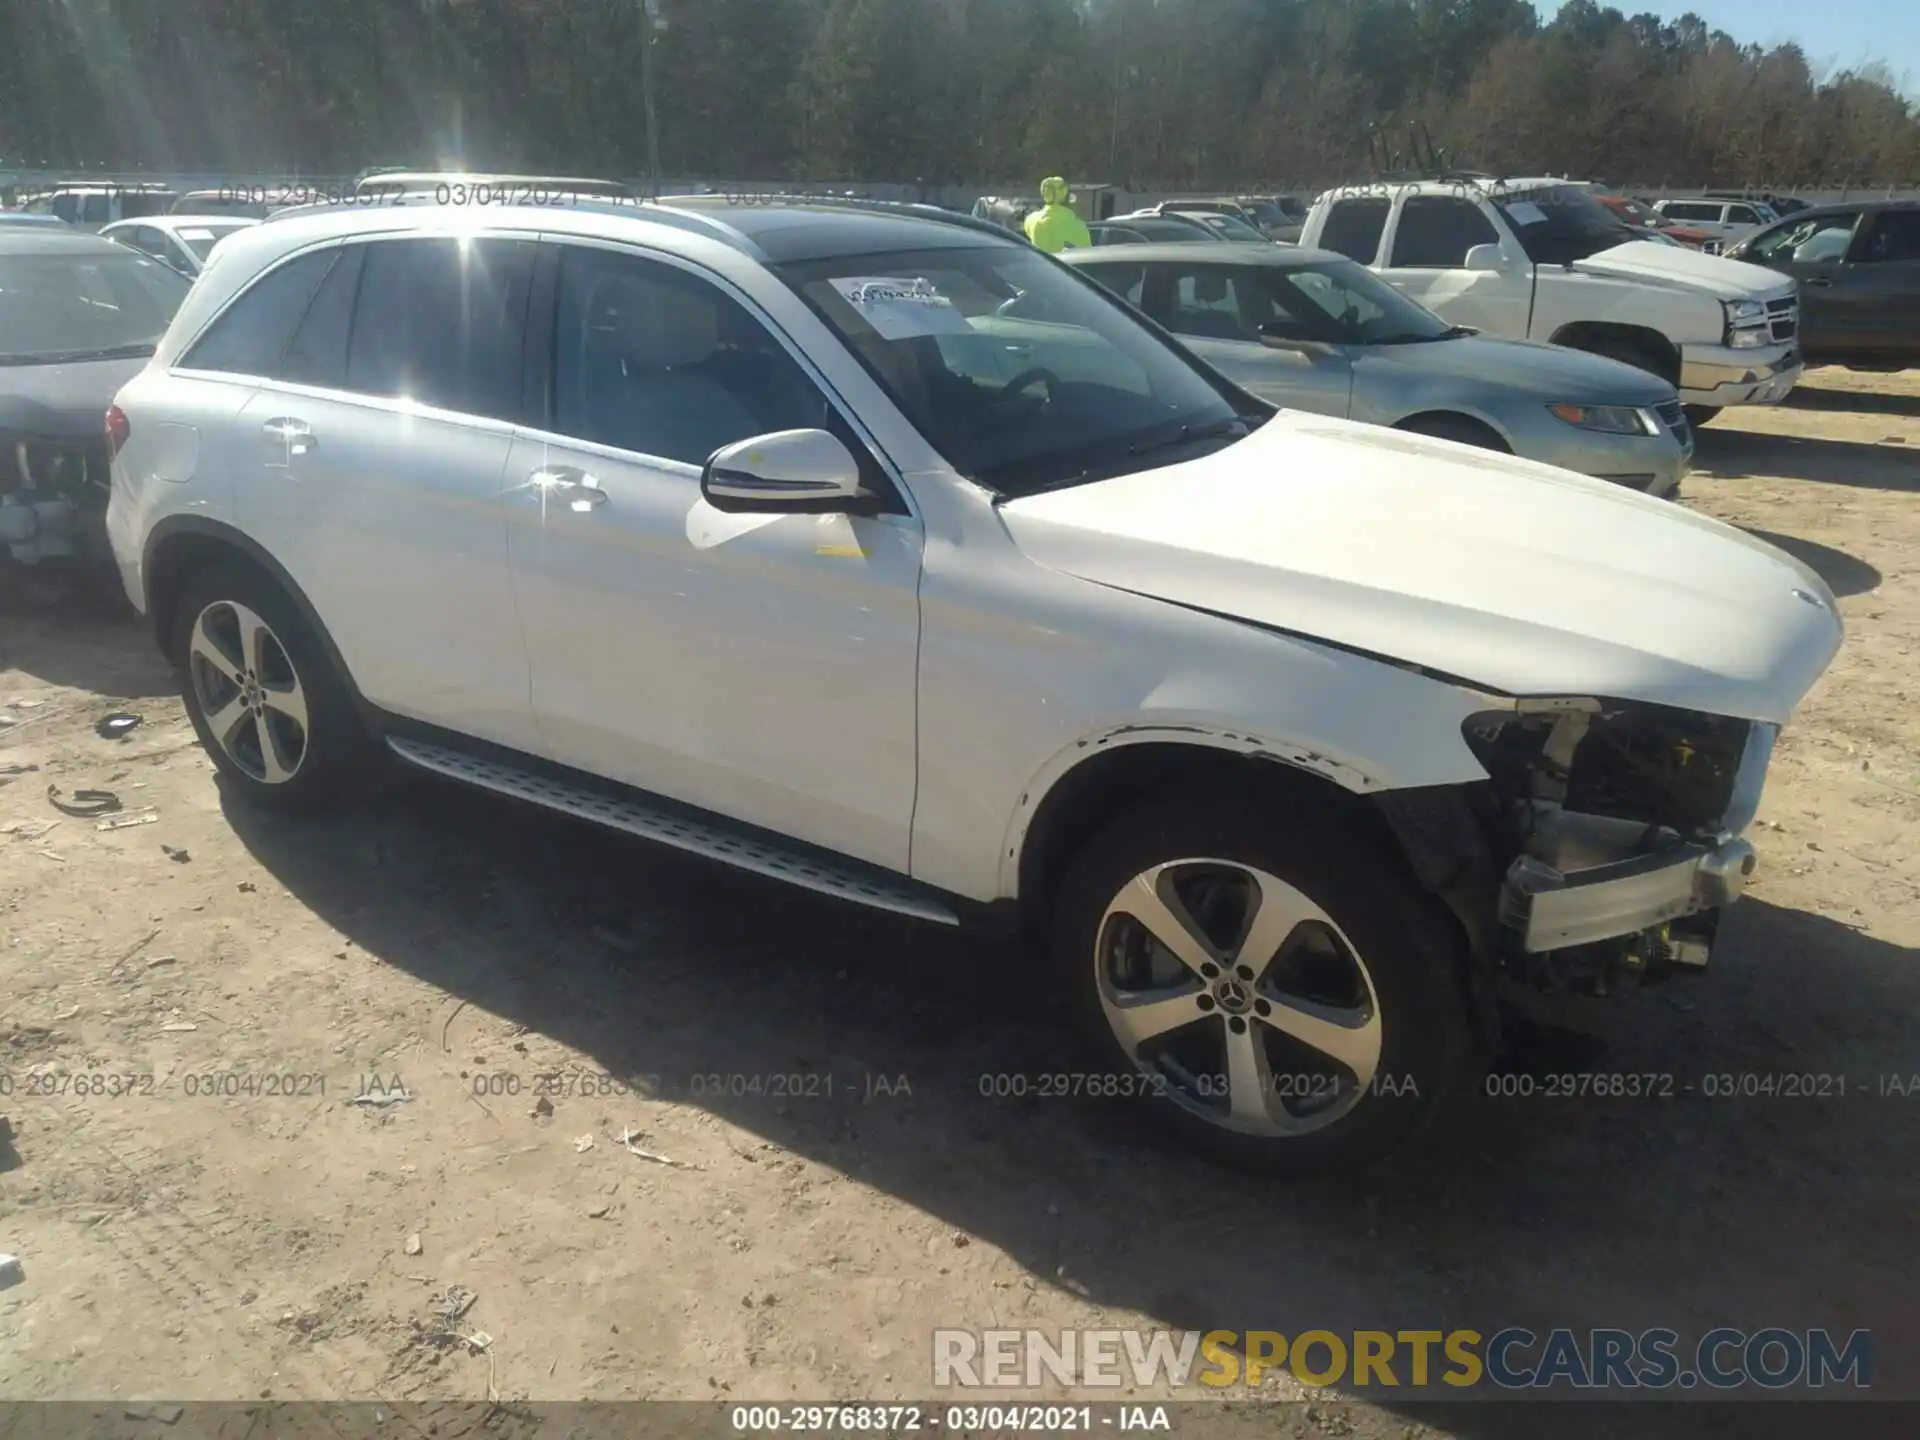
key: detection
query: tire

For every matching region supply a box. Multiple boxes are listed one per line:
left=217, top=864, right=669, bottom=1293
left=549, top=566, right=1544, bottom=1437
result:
left=1396, top=414, right=1509, bottom=452
left=170, top=560, right=375, bottom=812
left=1683, top=404, right=1722, bottom=429
left=1051, top=794, right=1482, bottom=1176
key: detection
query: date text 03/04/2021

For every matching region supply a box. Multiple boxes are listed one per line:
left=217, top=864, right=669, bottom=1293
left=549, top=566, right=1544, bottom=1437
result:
left=729, top=1405, right=1171, bottom=1433
left=462, top=1071, right=914, bottom=1102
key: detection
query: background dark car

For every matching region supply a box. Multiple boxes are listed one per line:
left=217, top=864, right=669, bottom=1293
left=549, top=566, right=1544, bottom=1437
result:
left=1088, top=214, right=1225, bottom=246
left=1725, top=200, right=1920, bottom=371
left=0, top=231, right=190, bottom=569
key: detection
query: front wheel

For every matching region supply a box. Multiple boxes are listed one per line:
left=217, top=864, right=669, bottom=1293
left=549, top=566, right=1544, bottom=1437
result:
left=1051, top=796, right=1481, bottom=1175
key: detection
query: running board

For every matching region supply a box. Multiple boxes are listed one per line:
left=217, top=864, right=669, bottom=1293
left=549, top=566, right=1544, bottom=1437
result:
left=385, top=736, right=959, bottom=927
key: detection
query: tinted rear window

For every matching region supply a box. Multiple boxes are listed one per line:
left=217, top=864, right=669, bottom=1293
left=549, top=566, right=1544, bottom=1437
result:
left=180, top=250, right=338, bottom=376
left=279, top=246, right=365, bottom=387
left=1318, top=199, right=1390, bottom=263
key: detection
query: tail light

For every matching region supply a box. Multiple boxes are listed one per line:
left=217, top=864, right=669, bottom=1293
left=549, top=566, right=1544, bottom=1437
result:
left=105, top=404, right=130, bottom=458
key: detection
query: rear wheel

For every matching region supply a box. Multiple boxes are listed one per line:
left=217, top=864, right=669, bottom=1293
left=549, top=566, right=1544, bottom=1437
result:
left=1051, top=796, right=1481, bottom=1175
left=171, top=562, right=375, bottom=811
left=1683, top=404, right=1722, bottom=429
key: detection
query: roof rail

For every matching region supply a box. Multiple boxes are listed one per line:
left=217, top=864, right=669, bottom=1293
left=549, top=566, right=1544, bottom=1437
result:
left=663, top=192, right=1023, bottom=243
left=250, top=191, right=764, bottom=256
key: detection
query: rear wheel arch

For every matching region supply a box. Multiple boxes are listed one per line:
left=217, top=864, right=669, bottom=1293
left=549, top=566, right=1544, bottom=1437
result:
left=143, top=519, right=363, bottom=707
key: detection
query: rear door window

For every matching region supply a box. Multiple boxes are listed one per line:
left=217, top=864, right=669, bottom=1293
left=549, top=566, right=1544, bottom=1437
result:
left=1856, top=210, right=1920, bottom=264
left=180, top=249, right=340, bottom=376
left=1388, top=196, right=1500, bottom=268
left=1318, top=199, right=1390, bottom=263
left=1078, top=263, right=1147, bottom=306
left=1164, top=267, right=1259, bottom=341
left=344, top=238, right=538, bottom=423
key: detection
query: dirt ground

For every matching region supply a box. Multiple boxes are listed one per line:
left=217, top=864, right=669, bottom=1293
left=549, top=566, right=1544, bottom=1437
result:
left=1, top=367, right=1916, bottom=1438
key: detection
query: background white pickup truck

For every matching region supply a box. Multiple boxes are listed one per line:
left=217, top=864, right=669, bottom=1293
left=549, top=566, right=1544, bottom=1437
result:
left=1301, top=177, right=1803, bottom=424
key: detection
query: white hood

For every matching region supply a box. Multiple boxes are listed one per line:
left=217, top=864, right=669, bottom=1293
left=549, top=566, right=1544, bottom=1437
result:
left=1571, top=239, right=1794, bottom=302
left=1000, top=412, right=1843, bottom=725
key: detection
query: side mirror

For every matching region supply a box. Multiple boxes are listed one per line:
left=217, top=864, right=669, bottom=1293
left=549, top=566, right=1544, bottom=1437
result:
left=701, top=429, right=886, bottom=516
left=1463, top=244, right=1509, bottom=273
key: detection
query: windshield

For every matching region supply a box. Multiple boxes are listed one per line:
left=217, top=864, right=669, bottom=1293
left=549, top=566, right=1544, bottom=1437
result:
left=1265, top=259, right=1455, bottom=344
left=1606, top=197, right=1662, bottom=227
left=776, top=244, right=1260, bottom=498
left=1188, top=212, right=1269, bottom=242
left=0, top=250, right=191, bottom=362
left=1494, top=184, right=1635, bottom=265
left=175, top=222, right=250, bottom=259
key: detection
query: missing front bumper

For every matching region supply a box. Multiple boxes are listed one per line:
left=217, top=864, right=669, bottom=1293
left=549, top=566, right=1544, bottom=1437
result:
left=1500, top=836, right=1757, bottom=953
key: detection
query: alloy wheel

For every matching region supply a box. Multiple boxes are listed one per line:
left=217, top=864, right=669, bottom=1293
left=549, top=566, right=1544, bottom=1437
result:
left=187, top=600, right=310, bottom=785
left=1094, top=859, right=1382, bottom=1136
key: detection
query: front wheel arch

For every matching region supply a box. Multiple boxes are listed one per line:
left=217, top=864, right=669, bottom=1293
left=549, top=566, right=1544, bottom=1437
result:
left=1392, top=411, right=1512, bottom=452
left=1547, top=322, right=1683, bottom=387
left=1011, top=738, right=1402, bottom=932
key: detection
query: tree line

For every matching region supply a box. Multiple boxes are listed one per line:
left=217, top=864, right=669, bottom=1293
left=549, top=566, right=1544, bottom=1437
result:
left=1, top=0, right=1915, bottom=190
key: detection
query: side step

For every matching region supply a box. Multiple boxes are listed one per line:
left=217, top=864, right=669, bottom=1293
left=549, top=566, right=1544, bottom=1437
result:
left=385, top=736, right=959, bottom=927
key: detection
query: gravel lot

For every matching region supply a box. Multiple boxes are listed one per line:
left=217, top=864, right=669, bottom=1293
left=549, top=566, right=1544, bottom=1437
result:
left=1, top=368, right=1916, bottom=1438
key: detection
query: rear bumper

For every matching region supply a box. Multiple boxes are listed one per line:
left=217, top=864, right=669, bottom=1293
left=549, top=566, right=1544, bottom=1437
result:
left=1679, top=344, right=1802, bottom=407
left=1500, top=835, right=1757, bottom=952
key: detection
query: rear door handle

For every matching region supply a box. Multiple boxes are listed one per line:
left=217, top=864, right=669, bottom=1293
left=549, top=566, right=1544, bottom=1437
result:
left=529, top=466, right=609, bottom=512
left=262, top=417, right=317, bottom=458
left=1804, top=277, right=1834, bottom=288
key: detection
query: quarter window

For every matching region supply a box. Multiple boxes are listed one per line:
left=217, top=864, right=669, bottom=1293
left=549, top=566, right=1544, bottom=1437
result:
left=345, top=238, right=537, bottom=422
left=180, top=249, right=339, bottom=376
left=279, top=246, right=365, bottom=388
left=551, top=247, right=832, bottom=466
left=1318, top=199, right=1390, bottom=263
left=1388, top=196, right=1499, bottom=268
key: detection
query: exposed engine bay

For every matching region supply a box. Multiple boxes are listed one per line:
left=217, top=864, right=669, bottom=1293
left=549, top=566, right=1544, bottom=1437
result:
left=1465, top=696, right=1768, bottom=997
left=0, top=432, right=109, bottom=567
left=1378, top=696, right=1773, bottom=1008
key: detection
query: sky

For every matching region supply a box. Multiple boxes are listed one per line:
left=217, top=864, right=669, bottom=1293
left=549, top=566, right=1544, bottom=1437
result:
left=1624, top=0, right=1920, bottom=95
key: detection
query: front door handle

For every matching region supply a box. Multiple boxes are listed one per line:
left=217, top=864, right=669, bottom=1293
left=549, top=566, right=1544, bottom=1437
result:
left=262, top=417, right=317, bottom=458
left=1804, top=277, right=1834, bottom=288
left=529, top=466, right=609, bottom=512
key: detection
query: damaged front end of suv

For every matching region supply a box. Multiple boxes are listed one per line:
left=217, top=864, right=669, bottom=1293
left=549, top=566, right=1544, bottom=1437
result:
left=1462, top=696, right=1772, bottom=996
left=1379, top=690, right=1782, bottom=1036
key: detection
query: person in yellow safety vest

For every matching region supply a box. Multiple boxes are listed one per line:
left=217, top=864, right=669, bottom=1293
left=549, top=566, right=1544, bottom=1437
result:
left=1024, top=176, right=1092, bottom=253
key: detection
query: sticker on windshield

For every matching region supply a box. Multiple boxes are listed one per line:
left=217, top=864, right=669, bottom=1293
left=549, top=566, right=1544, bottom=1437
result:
left=829, top=276, right=972, bottom=339
left=178, top=229, right=215, bottom=242
left=1504, top=201, right=1547, bottom=226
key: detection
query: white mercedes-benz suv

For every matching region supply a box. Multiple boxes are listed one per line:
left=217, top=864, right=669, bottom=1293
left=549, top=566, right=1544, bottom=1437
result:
left=106, top=195, right=1843, bottom=1174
